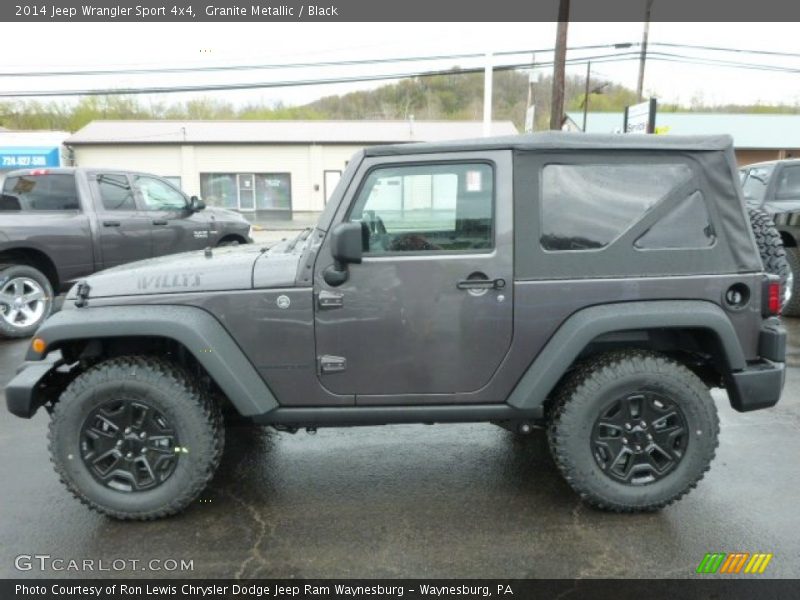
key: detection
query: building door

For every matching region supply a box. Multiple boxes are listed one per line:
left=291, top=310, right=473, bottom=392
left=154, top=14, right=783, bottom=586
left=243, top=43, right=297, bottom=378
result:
left=324, top=170, right=342, bottom=203
left=237, top=174, right=255, bottom=211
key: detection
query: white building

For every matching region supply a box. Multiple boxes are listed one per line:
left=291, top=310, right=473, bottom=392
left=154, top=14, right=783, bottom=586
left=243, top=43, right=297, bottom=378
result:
left=66, top=119, right=518, bottom=219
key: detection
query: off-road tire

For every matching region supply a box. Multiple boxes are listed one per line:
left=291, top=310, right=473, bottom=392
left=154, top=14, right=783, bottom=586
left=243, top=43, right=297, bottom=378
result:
left=0, top=264, right=54, bottom=338
left=783, top=247, right=800, bottom=317
left=747, top=208, right=792, bottom=311
left=48, top=356, right=224, bottom=520
left=547, top=350, right=719, bottom=512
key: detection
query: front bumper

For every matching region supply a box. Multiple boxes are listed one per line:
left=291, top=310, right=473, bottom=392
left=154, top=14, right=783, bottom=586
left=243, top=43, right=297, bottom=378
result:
left=5, top=360, right=59, bottom=418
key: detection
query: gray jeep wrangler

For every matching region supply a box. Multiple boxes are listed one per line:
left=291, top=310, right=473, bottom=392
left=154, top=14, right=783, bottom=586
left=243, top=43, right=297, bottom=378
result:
left=5, top=133, right=786, bottom=519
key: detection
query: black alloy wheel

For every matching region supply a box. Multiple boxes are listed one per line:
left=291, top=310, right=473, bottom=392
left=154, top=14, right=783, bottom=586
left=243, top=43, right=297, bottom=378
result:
left=80, top=398, right=180, bottom=492
left=590, top=391, right=688, bottom=485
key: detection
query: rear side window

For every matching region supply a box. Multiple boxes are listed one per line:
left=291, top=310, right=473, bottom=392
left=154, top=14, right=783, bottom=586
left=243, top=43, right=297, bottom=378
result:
left=634, top=191, right=715, bottom=250
left=97, top=174, right=136, bottom=211
left=540, top=164, right=693, bottom=251
left=0, top=174, right=79, bottom=211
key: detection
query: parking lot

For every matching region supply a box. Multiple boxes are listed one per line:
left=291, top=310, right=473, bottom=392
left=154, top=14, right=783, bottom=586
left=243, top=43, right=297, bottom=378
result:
left=1, top=318, right=798, bottom=580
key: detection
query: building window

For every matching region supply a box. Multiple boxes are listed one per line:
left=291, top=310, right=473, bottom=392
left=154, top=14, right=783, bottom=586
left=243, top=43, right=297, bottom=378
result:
left=200, top=173, right=291, bottom=212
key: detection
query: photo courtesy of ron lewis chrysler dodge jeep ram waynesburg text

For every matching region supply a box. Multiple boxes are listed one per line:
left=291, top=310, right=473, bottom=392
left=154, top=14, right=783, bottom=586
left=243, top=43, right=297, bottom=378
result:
left=0, top=167, right=252, bottom=338
left=4, top=132, right=787, bottom=520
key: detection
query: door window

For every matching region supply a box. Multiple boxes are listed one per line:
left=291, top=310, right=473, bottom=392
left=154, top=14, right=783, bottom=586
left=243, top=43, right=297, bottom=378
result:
left=741, top=165, right=774, bottom=203
left=97, top=174, right=136, bottom=211
left=348, top=163, right=494, bottom=253
left=134, top=176, right=187, bottom=211
left=775, top=166, right=800, bottom=200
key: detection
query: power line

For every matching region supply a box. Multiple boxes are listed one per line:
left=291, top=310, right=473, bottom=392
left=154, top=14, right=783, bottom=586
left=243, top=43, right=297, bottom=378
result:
left=0, top=43, right=632, bottom=78
left=0, top=53, right=648, bottom=98
left=2, top=48, right=800, bottom=99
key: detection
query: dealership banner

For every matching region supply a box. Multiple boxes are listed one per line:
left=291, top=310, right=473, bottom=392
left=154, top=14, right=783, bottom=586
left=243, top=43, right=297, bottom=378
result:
left=4, top=0, right=800, bottom=22
left=3, top=579, right=798, bottom=600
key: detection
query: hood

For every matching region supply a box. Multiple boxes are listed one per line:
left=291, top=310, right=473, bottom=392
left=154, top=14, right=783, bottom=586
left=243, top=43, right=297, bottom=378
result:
left=70, top=243, right=302, bottom=300
left=204, top=205, right=248, bottom=221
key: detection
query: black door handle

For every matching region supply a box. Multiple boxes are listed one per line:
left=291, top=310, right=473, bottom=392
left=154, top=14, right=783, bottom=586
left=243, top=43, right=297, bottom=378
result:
left=457, top=278, right=506, bottom=290
left=152, top=219, right=168, bottom=226
left=102, top=220, right=121, bottom=227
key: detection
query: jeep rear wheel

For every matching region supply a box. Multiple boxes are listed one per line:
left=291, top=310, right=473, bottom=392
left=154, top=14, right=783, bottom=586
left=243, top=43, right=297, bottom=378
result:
left=0, top=265, right=53, bottom=338
left=48, top=356, right=224, bottom=520
left=547, top=350, right=719, bottom=512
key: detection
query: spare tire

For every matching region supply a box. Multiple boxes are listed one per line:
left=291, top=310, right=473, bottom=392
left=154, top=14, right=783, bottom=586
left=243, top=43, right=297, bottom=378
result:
left=748, top=208, right=793, bottom=314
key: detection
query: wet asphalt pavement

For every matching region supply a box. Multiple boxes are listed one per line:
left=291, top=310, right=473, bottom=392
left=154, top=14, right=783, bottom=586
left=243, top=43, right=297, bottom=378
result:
left=1, top=320, right=799, bottom=580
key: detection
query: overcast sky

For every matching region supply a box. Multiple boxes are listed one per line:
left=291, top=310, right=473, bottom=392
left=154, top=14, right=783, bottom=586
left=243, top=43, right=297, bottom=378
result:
left=1, top=22, right=799, bottom=110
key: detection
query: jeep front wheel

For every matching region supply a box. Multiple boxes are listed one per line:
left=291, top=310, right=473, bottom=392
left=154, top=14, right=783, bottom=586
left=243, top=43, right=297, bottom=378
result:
left=48, top=356, right=224, bottom=520
left=547, top=350, right=719, bottom=512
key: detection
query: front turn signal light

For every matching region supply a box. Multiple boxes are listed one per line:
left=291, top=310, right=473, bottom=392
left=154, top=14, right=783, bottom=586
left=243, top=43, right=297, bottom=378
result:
left=31, top=338, right=46, bottom=354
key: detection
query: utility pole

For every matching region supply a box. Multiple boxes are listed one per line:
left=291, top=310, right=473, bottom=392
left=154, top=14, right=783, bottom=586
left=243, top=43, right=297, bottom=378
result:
left=549, top=0, right=570, bottom=130
left=582, top=61, right=591, bottom=132
left=636, top=0, right=655, bottom=102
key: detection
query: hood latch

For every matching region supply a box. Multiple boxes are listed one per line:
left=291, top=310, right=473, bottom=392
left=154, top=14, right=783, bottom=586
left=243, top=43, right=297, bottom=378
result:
left=74, top=281, right=91, bottom=308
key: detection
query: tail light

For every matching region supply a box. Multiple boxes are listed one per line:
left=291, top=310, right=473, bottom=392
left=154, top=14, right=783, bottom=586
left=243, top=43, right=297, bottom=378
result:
left=763, top=276, right=781, bottom=317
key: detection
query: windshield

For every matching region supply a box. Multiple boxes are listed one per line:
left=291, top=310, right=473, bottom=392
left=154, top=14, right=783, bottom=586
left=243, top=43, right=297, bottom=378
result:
left=741, top=165, right=774, bottom=203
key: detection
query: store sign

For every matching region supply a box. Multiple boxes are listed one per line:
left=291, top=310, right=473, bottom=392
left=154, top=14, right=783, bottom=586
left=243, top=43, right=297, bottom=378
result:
left=623, top=99, right=657, bottom=134
left=0, top=146, right=61, bottom=169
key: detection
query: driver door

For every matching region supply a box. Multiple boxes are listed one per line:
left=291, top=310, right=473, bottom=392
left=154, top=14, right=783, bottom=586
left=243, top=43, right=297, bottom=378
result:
left=313, top=151, right=514, bottom=404
left=133, top=175, right=211, bottom=256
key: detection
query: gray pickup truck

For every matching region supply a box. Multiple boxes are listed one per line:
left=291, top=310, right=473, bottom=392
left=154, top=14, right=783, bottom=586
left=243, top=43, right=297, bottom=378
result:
left=5, top=133, right=786, bottom=520
left=0, top=167, right=252, bottom=337
left=740, top=159, right=800, bottom=315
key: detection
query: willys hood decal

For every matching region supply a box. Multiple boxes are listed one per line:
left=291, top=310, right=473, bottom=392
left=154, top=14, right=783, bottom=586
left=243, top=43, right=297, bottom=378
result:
left=71, top=243, right=302, bottom=299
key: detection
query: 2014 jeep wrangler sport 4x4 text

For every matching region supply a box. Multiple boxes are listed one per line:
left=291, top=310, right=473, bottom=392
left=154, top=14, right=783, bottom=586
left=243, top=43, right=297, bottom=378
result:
left=5, top=132, right=786, bottom=519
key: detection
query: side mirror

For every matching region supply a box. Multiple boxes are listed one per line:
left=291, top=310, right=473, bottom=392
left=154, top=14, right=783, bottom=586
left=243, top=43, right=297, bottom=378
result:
left=189, top=195, right=206, bottom=211
left=323, top=222, right=364, bottom=286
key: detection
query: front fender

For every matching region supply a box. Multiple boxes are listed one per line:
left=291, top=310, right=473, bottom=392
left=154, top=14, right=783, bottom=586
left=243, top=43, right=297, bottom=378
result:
left=507, top=300, right=747, bottom=411
left=24, top=305, right=279, bottom=417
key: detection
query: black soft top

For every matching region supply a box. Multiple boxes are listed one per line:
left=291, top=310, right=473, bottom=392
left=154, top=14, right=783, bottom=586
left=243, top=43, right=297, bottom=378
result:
left=365, top=132, right=733, bottom=157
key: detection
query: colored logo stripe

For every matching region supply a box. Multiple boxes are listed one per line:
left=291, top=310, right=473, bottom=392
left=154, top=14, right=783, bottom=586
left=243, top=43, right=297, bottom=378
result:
left=697, top=553, right=726, bottom=574
left=696, top=553, right=773, bottom=574
left=745, top=553, right=773, bottom=574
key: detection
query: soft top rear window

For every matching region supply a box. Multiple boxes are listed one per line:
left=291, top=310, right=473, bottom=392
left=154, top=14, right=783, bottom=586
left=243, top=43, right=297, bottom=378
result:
left=0, top=174, right=79, bottom=212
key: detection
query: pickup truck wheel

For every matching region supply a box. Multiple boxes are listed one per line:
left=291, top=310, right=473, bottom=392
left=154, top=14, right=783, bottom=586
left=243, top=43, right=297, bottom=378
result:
left=782, top=248, right=800, bottom=317
left=48, top=356, right=224, bottom=520
left=547, top=350, right=719, bottom=512
left=0, top=265, right=54, bottom=338
left=747, top=208, right=792, bottom=311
